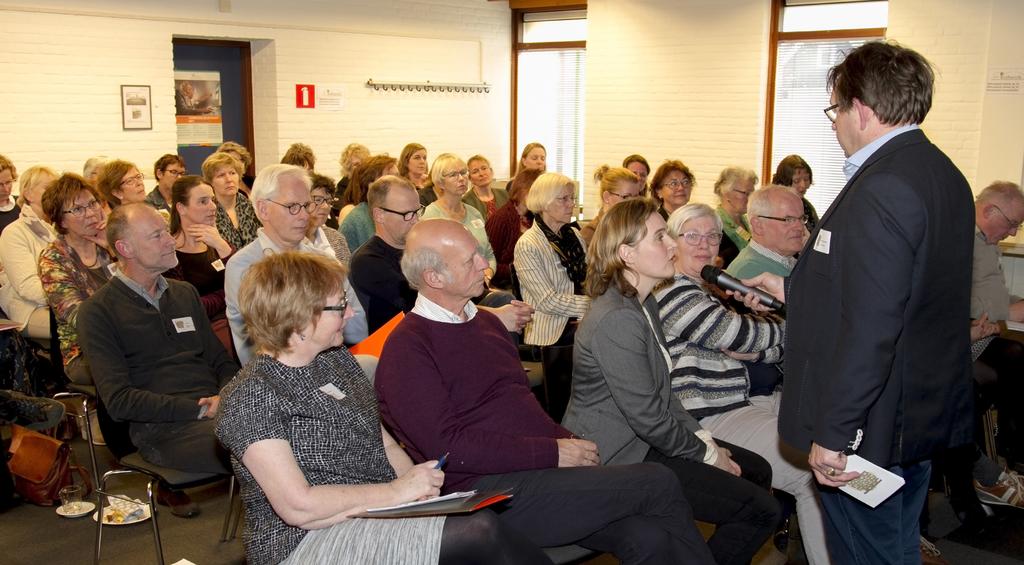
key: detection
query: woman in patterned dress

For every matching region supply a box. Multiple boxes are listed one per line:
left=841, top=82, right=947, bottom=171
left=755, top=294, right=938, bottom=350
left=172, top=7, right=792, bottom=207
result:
left=216, top=251, right=550, bottom=565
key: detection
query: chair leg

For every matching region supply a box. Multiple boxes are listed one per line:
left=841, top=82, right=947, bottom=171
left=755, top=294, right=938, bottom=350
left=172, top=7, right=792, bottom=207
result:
left=148, top=478, right=164, bottom=565
left=220, top=476, right=237, bottom=542
left=54, top=392, right=101, bottom=490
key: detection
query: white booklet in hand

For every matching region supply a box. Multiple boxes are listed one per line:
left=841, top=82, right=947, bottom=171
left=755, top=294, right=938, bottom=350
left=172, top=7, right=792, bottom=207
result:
left=839, top=455, right=906, bottom=508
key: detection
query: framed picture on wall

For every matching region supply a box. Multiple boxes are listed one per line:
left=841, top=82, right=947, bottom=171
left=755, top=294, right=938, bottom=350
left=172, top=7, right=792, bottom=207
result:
left=121, top=85, right=152, bottom=130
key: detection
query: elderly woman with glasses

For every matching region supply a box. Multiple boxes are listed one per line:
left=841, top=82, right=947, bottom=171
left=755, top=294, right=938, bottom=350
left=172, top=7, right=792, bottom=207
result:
left=653, top=203, right=829, bottom=564
left=0, top=165, right=58, bottom=340
left=421, top=154, right=497, bottom=281
left=651, top=160, right=695, bottom=221
left=562, top=198, right=779, bottom=565
left=204, top=151, right=261, bottom=250
left=307, top=173, right=351, bottom=266
left=165, top=175, right=234, bottom=320
left=217, top=251, right=548, bottom=565
left=714, top=167, right=758, bottom=268
left=580, top=165, right=641, bottom=246
left=38, top=173, right=115, bottom=385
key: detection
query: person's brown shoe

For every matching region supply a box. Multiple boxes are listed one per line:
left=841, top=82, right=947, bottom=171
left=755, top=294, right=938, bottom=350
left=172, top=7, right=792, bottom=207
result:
left=156, top=488, right=200, bottom=518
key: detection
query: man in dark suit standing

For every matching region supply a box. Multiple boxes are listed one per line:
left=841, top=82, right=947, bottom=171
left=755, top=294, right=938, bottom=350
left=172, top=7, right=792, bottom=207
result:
left=747, top=41, right=974, bottom=562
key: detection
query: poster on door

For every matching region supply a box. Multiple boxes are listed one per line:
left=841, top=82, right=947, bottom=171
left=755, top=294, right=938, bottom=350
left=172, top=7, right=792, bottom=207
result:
left=175, top=70, right=223, bottom=146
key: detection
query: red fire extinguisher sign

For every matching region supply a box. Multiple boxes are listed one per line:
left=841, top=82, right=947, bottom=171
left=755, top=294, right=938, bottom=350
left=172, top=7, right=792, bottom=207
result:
left=296, top=84, right=316, bottom=108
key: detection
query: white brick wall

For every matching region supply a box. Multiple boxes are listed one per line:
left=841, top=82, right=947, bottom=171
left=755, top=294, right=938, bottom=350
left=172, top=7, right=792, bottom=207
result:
left=887, top=0, right=992, bottom=188
left=2, top=0, right=1019, bottom=212
left=0, top=0, right=512, bottom=183
left=581, top=0, right=1018, bottom=215
left=582, top=0, right=770, bottom=215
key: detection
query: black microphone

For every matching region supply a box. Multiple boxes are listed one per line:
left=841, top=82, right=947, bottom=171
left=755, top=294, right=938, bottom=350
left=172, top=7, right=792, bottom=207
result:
left=700, top=265, right=785, bottom=310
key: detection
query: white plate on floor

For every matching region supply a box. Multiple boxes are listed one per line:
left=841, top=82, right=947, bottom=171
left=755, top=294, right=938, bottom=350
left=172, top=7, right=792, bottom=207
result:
left=56, top=501, right=95, bottom=518
left=91, top=497, right=152, bottom=526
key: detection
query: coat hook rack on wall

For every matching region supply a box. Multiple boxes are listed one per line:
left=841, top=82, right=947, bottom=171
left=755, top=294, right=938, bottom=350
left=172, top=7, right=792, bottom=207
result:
left=366, top=79, right=491, bottom=94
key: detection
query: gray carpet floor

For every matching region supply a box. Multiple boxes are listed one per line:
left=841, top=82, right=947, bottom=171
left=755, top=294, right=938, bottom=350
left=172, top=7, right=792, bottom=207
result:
left=3, top=434, right=1022, bottom=565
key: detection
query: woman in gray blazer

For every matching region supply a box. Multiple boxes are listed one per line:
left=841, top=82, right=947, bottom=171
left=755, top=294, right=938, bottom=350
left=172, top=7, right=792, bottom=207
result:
left=562, top=198, right=780, bottom=565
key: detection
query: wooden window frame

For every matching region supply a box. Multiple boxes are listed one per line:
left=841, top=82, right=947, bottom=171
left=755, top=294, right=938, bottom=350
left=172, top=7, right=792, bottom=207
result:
left=761, top=0, right=885, bottom=182
left=510, top=6, right=586, bottom=174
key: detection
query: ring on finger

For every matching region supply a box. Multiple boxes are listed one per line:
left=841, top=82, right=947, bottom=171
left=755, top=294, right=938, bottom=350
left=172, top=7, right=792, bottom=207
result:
left=825, top=467, right=837, bottom=477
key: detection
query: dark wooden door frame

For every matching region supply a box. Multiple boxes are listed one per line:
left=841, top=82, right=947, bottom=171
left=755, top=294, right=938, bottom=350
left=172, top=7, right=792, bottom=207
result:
left=171, top=38, right=256, bottom=178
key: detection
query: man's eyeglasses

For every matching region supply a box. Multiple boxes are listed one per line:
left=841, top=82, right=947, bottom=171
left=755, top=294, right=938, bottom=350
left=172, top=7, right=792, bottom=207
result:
left=322, top=294, right=350, bottom=313
left=824, top=104, right=839, bottom=123
left=992, top=204, right=1023, bottom=230
left=162, top=169, right=187, bottom=178
left=758, top=214, right=808, bottom=226
left=120, top=173, right=145, bottom=187
left=267, top=199, right=316, bottom=215
left=663, top=178, right=693, bottom=189
left=379, top=205, right=424, bottom=221
left=680, top=231, right=723, bottom=246
left=62, top=199, right=103, bottom=217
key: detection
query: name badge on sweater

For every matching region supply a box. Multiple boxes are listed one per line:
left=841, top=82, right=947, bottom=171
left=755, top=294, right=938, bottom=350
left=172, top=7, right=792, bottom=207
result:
left=172, top=317, right=196, bottom=333
left=471, top=218, right=485, bottom=230
left=319, top=383, right=347, bottom=400
left=211, top=259, right=225, bottom=272
left=813, top=229, right=831, bottom=255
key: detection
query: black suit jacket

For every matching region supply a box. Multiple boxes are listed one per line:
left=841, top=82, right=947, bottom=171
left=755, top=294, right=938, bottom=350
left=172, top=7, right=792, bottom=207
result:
left=780, top=128, right=974, bottom=466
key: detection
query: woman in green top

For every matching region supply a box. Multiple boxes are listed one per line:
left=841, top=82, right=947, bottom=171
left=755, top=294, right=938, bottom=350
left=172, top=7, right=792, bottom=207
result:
left=713, top=166, right=757, bottom=268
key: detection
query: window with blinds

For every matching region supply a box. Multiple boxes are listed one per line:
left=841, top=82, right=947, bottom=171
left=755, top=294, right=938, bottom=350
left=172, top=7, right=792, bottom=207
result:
left=770, top=39, right=867, bottom=215
left=513, top=10, right=587, bottom=188
left=516, top=48, right=586, bottom=184
left=765, top=1, right=886, bottom=216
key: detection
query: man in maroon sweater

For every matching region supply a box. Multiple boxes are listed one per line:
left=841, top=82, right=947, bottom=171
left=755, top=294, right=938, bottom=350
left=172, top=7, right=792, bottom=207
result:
left=375, top=218, right=714, bottom=564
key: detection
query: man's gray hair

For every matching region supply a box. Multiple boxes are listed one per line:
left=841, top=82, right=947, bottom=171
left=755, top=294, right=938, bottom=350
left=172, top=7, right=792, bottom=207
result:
left=400, top=244, right=450, bottom=291
left=251, top=163, right=311, bottom=202
left=976, top=181, right=1024, bottom=206
left=748, top=185, right=801, bottom=219
left=667, top=203, right=722, bottom=237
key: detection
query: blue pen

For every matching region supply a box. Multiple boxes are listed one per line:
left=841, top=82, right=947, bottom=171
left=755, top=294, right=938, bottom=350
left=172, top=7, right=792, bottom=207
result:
left=434, top=452, right=449, bottom=470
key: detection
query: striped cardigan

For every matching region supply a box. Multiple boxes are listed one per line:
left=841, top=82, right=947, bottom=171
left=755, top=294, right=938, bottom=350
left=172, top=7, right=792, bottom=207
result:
left=514, top=222, right=590, bottom=346
left=655, top=274, right=783, bottom=419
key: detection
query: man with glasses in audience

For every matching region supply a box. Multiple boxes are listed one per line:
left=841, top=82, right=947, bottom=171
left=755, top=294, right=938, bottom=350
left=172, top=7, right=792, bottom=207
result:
left=79, top=203, right=238, bottom=517
left=349, top=175, right=423, bottom=333
left=146, top=154, right=186, bottom=214
left=726, top=185, right=807, bottom=280
left=970, top=181, right=1024, bottom=473
left=225, top=164, right=367, bottom=365
left=350, top=174, right=535, bottom=335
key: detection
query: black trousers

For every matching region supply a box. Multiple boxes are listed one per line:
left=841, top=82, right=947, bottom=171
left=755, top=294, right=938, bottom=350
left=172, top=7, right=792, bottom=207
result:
left=472, top=462, right=715, bottom=565
left=979, top=337, right=1024, bottom=464
left=645, top=439, right=781, bottom=565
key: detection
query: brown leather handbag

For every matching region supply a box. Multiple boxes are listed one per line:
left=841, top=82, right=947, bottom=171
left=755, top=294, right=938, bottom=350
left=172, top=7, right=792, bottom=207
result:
left=7, top=424, right=92, bottom=506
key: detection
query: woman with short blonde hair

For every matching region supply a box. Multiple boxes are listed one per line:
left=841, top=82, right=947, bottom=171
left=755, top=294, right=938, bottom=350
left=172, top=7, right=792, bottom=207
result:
left=580, top=165, right=641, bottom=246
left=0, top=165, right=58, bottom=339
left=421, top=154, right=497, bottom=277
left=217, top=251, right=545, bottom=565
left=203, top=152, right=260, bottom=250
